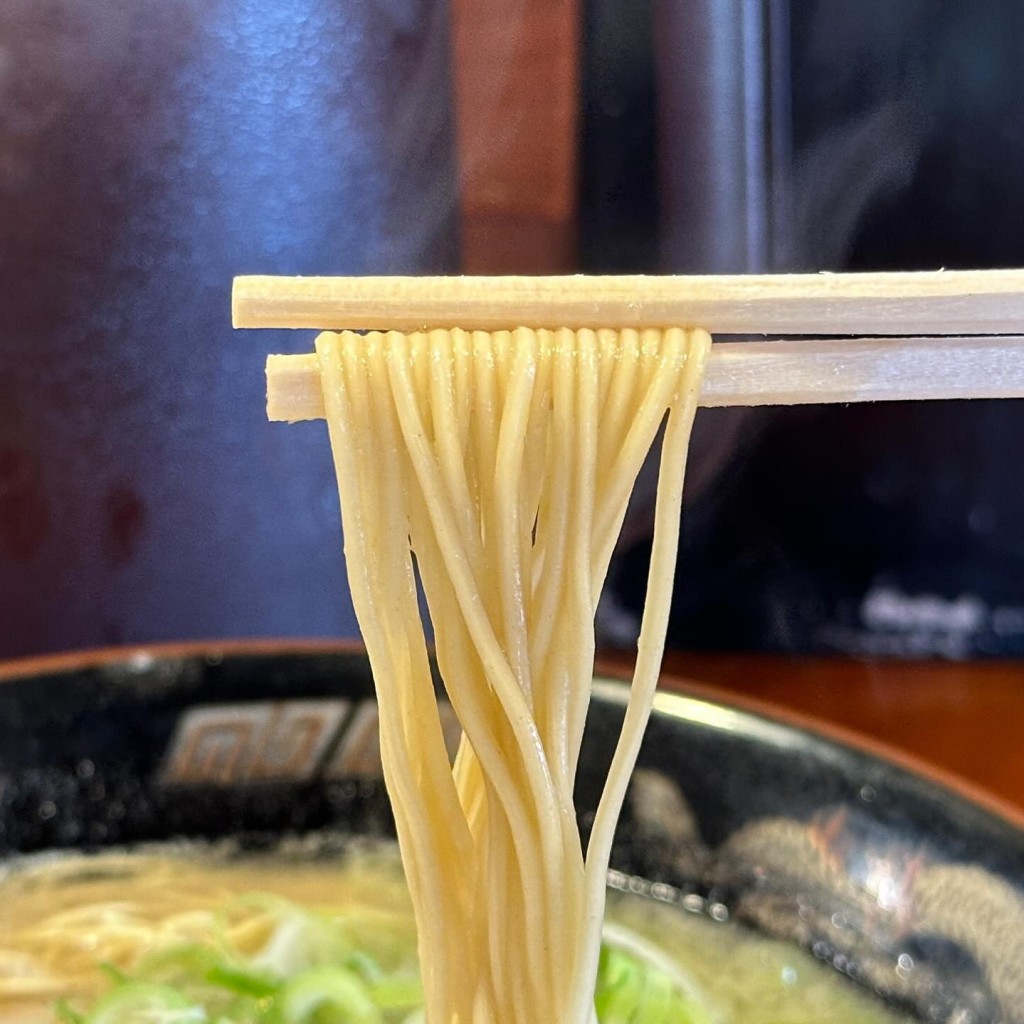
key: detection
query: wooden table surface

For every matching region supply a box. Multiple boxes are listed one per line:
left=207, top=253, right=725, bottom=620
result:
left=599, top=651, right=1024, bottom=813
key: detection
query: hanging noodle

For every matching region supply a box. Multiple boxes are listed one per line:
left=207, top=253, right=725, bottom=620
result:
left=316, top=325, right=710, bottom=1023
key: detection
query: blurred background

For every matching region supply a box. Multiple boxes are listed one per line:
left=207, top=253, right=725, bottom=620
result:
left=2, top=0, right=1024, bottom=662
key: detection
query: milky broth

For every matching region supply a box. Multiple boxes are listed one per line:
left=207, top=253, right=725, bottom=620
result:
left=0, top=842, right=910, bottom=1023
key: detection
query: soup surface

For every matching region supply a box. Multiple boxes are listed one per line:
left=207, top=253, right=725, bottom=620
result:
left=0, top=841, right=909, bottom=1023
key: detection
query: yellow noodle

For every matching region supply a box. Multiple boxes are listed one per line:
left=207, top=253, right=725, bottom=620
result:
left=313, top=326, right=709, bottom=1023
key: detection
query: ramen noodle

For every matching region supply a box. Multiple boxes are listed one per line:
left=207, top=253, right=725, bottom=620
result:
left=312, top=326, right=708, bottom=1022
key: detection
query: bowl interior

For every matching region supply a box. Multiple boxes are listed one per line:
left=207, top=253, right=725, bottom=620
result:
left=1, top=645, right=1022, bottom=1022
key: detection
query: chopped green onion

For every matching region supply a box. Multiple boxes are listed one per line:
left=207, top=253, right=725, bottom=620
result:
left=595, top=936, right=717, bottom=1024
left=55, top=998, right=86, bottom=1024
left=205, top=961, right=279, bottom=999
left=97, top=962, right=130, bottom=985
left=84, top=981, right=207, bottom=1024
left=344, top=950, right=384, bottom=983
left=367, top=973, right=423, bottom=1011
left=277, top=966, right=382, bottom=1024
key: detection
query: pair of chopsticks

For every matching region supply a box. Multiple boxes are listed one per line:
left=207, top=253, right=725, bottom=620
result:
left=233, top=270, right=1024, bottom=420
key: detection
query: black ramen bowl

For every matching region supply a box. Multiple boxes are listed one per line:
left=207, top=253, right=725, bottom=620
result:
left=1, top=643, right=1022, bottom=1023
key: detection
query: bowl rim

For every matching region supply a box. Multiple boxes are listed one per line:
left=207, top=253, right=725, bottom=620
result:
left=2, top=638, right=1023, bottom=833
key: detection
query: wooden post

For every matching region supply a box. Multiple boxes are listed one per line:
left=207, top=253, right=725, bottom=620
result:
left=449, top=0, right=580, bottom=273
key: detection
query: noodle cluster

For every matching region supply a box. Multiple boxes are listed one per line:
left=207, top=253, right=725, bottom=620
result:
left=317, top=326, right=710, bottom=1023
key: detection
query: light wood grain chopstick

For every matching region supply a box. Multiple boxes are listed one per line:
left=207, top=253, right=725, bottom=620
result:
left=265, top=335, right=1024, bottom=421
left=235, top=269, right=1024, bottom=335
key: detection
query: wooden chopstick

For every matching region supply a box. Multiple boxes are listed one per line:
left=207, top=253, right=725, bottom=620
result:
left=265, top=335, right=1024, bottom=421
left=235, top=269, right=1024, bottom=335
